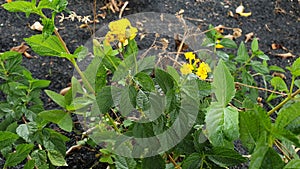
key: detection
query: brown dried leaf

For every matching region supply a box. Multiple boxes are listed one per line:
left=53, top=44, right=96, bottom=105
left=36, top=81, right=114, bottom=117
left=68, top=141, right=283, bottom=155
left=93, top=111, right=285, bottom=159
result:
left=245, top=32, right=254, bottom=43
left=175, top=34, right=189, bottom=52
left=272, top=72, right=286, bottom=79
left=223, top=34, right=234, bottom=40
left=10, top=42, right=29, bottom=53
left=271, top=43, right=281, bottom=50
left=273, top=52, right=295, bottom=59
left=233, top=28, right=242, bottom=39
left=160, top=38, right=169, bottom=50
left=215, top=25, right=224, bottom=33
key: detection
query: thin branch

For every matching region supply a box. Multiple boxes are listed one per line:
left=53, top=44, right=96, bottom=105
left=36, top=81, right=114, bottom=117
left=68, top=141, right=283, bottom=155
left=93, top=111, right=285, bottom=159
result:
left=235, top=82, right=288, bottom=96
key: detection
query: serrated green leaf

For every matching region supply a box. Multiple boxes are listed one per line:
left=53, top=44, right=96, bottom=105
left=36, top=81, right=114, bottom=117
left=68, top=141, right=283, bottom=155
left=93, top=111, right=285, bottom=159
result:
left=235, top=42, right=249, bottom=63
left=251, top=38, right=259, bottom=52
left=45, top=90, right=66, bottom=108
left=182, top=153, right=202, bottom=169
left=124, top=39, right=138, bottom=58
left=205, top=103, right=238, bottom=147
left=16, top=122, right=38, bottom=142
left=212, top=59, right=235, bottom=106
left=0, top=131, right=19, bottom=149
left=141, top=155, right=165, bottom=169
left=284, top=159, right=300, bottom=169
left=270, top=77, right=288, bottom=92
left=254, top=50, right=269, bottom=60
left=2, top=1, right=38, bottom=17
left=39, top=110, right=72, bottom=132
left=96, top=86, right=115, bottom=114
left=4, top=144, right=34, bottom=167
left=31, top=150, right=48, bottom=169
left=114, top=155, right=137, bottom=169
left=47, top=149, right=67, bottom=166
left=207, top=147, right=247, bottom=167
left=24, top=35, right=67, bottom=57
left=220, top=38, right=237, bottom=49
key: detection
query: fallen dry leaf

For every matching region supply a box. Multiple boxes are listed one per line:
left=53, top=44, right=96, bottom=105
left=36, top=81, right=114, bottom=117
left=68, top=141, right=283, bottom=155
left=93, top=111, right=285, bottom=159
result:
left=175, top=34, right=189, bottom=52
left=30, top=21, right=43, bottom=31
left=215, top=25, right=224, bottom=33
left=60, top=86, right=71, bottom=95
left=233, top=28, right=242, bottom=39
left=271, top=43, right=281, bottom=50
left=245, top=32, right=254, bottom=43
left=223, top=34, right=234, bottom=40
left=10, top=42, right=34, bottom=58
left=160, top=38, right=169, bottom=51
left=273, top=52, right=295, bottom=59
left=272, top=72, right=286, bottom=79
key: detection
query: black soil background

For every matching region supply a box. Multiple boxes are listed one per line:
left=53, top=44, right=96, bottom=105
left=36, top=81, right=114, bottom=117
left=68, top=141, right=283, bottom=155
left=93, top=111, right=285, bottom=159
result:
left=0, top=0, right=299, bottom=168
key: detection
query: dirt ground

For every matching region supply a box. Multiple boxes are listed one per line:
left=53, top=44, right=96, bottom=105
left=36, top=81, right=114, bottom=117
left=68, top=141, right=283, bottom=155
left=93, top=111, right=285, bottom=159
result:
left=0, top=0, right=299, bottom=168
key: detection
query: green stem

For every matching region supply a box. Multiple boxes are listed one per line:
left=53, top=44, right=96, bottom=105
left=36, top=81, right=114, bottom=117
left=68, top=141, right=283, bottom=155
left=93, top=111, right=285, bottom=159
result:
left=71, top=58, right=95, bottom=94
left=289, top=76, right=295, bottom=95
left=237, top=54, right=255, bottom=73
left=267, top=89, right=300, bottom=116
left=106, top=113, right=120, bottom=133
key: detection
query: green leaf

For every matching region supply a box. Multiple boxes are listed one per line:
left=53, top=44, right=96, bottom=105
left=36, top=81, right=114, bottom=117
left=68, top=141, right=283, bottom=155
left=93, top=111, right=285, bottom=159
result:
left=216, top=50, right=229, bottom=61
left=24, top=35, right=67, bottom=57
left=0, top=131, right=19, bottom=149
left=207, top=147, right=247, bottom=167
left=249, top=134, right=285, bottom=169
left=270, top=77, right=288, bottom=92
left=141, top=155, right=165, bottom=169
left=205, top=103, right=239, bottom=147
left=41, top=18, right=55, bottom=39
left=31, top=150, right=48, bottom=169
left=290, top=57, right=300, bottom=77
left=212, top=59, right=235, bottom=106
left=4, top=144, right=34, bottom=167
left=39, top=110, right=72, bottom=132
left=96, top=86, right=115, bottom=114
left=45, top=90, right=66, bottom=108
left=114, top=155, right=137, bottom=169
left=235, top=42, right=249, bottom=63
left=134, top=72, right=155, bottom=91
left=284, top=159, right=300, bottom=169
left=155, top=68, right=175, bottom=94
left=220, top=38, right=237, bottom=49
left=38, top=0, right=68, bottom=12
left=30, top=79, right=51, bottom=90
left=24, top=159, right=35, bottom=169
left=251, top=61, right=270, bottom=74
left=251, top=38, right=259, bottom=52
left=124, top=39, right=138, bottom=58
left=254, top=50, right=269, bottom=60
left=166, top=66, right=180, bottom=83
left=2, top=1, right=38, bottom=17
left=239, top=110, right=263, bottom=153
left=269, top=65, right=285, bottom=73
left=47, top=149, right=67, bottom=166
left=74, top=46, right=88, bottom=62
left=182, top=153, right=202, bottom=169
left=16, top=122, right=38, bottom=142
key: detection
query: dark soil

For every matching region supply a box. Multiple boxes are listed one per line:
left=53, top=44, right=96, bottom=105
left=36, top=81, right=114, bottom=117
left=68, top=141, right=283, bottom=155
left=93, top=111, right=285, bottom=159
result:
left=0, top=0, right=299, bottom=168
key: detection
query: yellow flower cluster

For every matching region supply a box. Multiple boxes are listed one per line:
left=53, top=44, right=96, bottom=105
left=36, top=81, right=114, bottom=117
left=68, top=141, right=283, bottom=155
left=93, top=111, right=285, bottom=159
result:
left=180, top=52, right=211, bottom=80
left=105, top=18, right=138, bottom=45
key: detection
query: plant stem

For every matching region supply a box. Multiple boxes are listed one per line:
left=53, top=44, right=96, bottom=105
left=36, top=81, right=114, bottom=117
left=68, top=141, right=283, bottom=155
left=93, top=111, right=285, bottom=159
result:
left=106, top=113, right=120, bottom=133
left=267, top=88, right=300, bottom=116
left=71, top=58, right=95, bottom=94
left=54, top=29, right=70, bottom=54
left=168, top=154, right=180, bottom=169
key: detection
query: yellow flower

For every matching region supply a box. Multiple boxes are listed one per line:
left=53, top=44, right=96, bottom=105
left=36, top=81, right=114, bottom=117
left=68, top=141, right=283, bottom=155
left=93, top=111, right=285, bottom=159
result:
left=196, top=62, right=211, bottom=80
left=180, top=63, right=194, bottom=75
left=105, top=18, right=138, bottom=44
left=184, top=52, right=195, bottom=61
left=215, top=40, right=224, bottom=49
